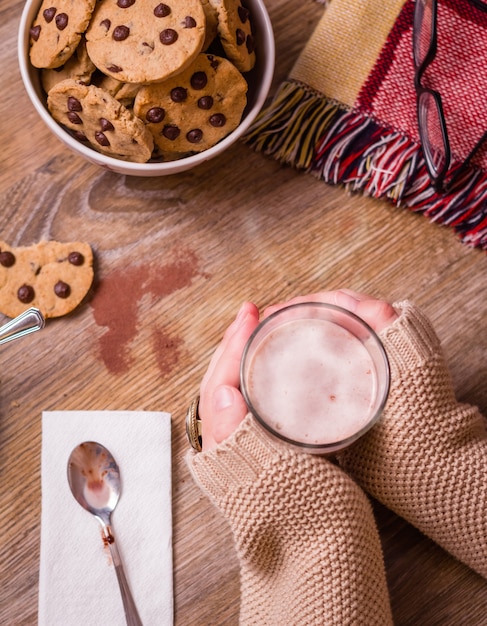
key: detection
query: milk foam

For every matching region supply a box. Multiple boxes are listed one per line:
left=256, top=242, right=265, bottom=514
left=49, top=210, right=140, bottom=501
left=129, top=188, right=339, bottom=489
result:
left=247, top=318, right=377, bottom=445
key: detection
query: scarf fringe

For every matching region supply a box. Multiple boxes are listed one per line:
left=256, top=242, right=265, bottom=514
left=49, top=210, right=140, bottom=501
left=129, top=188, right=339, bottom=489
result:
left=244, top=80, right=487, bottom=250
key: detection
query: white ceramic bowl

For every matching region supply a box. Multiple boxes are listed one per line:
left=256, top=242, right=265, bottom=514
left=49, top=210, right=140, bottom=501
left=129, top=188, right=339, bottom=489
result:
left=18, top=0, right=275, bottom=176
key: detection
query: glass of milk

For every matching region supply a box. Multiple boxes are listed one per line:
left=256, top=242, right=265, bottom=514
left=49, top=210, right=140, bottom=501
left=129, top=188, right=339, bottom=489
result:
left=240, top=302, right=390, bottom=454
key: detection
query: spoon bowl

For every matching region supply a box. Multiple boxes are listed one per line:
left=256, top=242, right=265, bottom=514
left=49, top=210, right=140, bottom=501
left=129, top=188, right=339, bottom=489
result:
left=67, top=442, right=142, bottom=626
left=68, top=441, right=121, bottom=525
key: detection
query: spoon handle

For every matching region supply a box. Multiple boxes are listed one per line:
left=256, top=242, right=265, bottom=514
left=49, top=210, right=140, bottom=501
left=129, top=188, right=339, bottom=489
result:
left=0, top=307, right=45, bottom=345
left=104, top=526, right=143, bottom=626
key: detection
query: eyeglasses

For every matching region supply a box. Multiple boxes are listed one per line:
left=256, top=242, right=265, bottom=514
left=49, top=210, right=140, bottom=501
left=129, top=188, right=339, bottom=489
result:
left=413, top=0, right=487, bottom=193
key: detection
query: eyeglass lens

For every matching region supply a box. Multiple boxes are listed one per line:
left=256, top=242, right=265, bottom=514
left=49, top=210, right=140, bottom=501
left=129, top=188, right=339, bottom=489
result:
left=413, top=0, right=434, bottom=66
left=418, top=90, right=447, bottom=175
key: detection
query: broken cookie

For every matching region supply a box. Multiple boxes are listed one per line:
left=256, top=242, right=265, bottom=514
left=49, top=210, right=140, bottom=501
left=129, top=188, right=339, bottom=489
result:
left=0, top=241, right=94, bottom=319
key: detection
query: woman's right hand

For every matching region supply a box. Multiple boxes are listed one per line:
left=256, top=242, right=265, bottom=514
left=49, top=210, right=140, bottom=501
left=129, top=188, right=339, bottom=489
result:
left=198, top=289, right=398, bottom=452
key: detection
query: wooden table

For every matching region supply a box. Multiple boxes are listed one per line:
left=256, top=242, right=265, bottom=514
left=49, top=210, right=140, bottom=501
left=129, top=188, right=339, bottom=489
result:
left=2, top=0, right=487, bottom=624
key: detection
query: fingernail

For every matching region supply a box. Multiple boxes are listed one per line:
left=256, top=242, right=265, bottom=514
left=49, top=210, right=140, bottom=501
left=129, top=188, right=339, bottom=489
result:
left=235, top=301, right=254, bottom=326
left=214, top=385, right=234, bottom=412
left=335, top=290, right=360, bottom=312
left=236, top=302, right=247, bottom=321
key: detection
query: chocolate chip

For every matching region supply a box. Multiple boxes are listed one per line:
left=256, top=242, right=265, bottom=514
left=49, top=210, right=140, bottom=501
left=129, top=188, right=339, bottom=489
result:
left=162, top=125, right=180, bottom=140
left=73, top=130, right=88, bottom=142
left=246, top=34, right=255, bottom=54
left=160, top=28, right=178, bottom=44
left=100, top=18, right=111, bottom=30
left=67, top=96, right=82, bottom=112
left=154, top=3, right=171, bottom=17
left=146, top=107, right=165, bottom=123
left=187, top=129, right=203, bottom=143
left=117, top=0, right=135, bottom=7
left=113, top=25, right=130, bottom=40
left=30, top=25, right=41, bottom=41
left=95, top=131, right=110, bottom=146
left=0, top=251, right=15, bottom=267
left=190, top=71, right=207, bottom=89
left=107, top=65, right=123, bottom=73
left=18, top=285, right=34, bottom=304
left=209, top=113, right=226, bottom=127
left=170, top=87, right=187, bottom=102
left=67, top=111, right=82, bottom=124
left=54, top=281, right=71, bottom=298
left=100, top=118, right=114, bottom=132
left=43, top=7, right=56, bottom=23
left=236, top=28, right=245, bottom=46
left=55, top=13, right=68, bottom=30
left=68, top=251, right=85, bottom=266
left=197, top=96, right=213, bottom=109
left=207, top=54, right=219, bottom=71
left=238, top=6, right=250, bottom=23
left=183, top=16, right=196, bottom=28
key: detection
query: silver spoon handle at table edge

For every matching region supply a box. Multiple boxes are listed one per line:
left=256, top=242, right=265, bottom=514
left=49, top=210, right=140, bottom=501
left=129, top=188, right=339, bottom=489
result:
left=0, top=308, right=45, bottom=345
left=106, top=529, right=144, bottom=626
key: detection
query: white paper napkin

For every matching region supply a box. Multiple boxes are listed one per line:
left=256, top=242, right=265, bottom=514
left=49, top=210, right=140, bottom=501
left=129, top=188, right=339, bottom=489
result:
left=39, top=411, right=173, bottom=626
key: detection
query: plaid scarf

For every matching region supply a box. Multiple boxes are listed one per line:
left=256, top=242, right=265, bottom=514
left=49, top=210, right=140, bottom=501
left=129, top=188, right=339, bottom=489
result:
left=245, top=0, right=487, bottom=250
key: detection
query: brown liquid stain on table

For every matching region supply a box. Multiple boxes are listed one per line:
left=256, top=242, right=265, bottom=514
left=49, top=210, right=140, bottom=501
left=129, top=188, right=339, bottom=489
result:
left=90, top=249, right=202, bottom=375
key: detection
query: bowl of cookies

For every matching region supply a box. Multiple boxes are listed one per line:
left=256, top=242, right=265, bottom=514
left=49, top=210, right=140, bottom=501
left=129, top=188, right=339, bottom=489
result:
left=18, top=0, right=275, bottom=176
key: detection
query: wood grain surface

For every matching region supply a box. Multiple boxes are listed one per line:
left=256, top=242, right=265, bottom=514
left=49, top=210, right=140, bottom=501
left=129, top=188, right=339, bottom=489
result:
left=1, top=0, right=486, bottom=624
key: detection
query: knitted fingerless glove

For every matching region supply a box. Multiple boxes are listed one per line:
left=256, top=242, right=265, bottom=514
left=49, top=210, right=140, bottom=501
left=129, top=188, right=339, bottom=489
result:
left=187, top=416, right=393, bottom=625
left=338, top=301, right=487, bottom=578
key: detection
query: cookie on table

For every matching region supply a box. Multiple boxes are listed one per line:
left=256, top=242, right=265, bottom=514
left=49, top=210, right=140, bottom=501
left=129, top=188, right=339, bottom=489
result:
left=0, top=241, right=94, bottom=319
left=29, top=0, right=97, bottom=69
left=134, top=53, right=247, bottom=154
left=47, top=79, right=154, bottom=162
left=41, top=37, right=96, bottom=94
left=209, top=0, right=256, bottom=72
left=85, top=0, right=206, bottom=84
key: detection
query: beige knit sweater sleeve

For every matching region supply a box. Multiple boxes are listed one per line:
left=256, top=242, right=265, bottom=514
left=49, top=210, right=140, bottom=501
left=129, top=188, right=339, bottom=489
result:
left=338, top=301, right=487, bottom=578
left=187, top=417, right=393, bottom=625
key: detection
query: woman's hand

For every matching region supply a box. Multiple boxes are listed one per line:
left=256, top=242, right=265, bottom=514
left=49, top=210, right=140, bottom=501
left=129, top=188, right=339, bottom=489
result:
left=199, top=290, right=398, bottom=451
left=264, top=289, right=398, bottom=332
left=199, top=301, right=260, bottom=451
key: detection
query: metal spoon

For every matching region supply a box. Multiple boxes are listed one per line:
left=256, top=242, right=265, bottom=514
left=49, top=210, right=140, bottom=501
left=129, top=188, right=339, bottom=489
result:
left=67, top=442, right=143, bottom=626
left=0, top=308, right=45, bottom=345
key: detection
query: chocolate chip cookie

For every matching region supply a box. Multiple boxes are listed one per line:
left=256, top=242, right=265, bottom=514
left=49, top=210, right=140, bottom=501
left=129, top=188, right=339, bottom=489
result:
left=200, top=0, right=219, bottom=50
left=133, top=53, right=248, bottom=154
left=29, top=0, right=97, bottom=69
left=85, top=0, right=206, bottom=84
left=47, top=79, right=154, bottom=162
left=93, top=73, right=143, bottom=108
left=209, top=0, right=256, bottom=72
left=0, top=241, right=94, bottom=319
left=41, top=37, right=96, bottom=94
